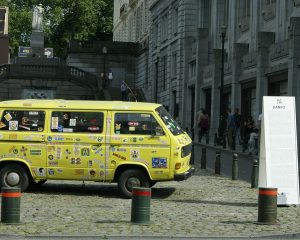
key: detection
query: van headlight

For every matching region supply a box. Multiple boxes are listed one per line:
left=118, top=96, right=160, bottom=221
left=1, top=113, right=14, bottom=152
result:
left=181, top=143, right=192, bottom=158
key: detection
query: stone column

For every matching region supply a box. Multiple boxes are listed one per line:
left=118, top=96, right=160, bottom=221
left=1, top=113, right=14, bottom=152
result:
left=231, top=43, right=249, bottom=110
left=256, top=32, right=275, bottom=116
left=210, top=49, right=222, bottom=139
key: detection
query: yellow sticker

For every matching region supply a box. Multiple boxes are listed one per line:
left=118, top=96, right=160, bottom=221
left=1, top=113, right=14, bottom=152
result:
left=9, top=134, right=17, bottom=140
left=0, top=121, right=6, bottom=129
left=4, top=113, right=12, bottom=121
left=115, top=123, right=121, bottom=130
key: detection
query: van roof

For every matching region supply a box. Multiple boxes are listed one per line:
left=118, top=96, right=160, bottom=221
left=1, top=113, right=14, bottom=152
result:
left=0, top=99, right=162, bottom=111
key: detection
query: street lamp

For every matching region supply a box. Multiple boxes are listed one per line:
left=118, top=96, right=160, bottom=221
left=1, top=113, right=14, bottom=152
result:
left=218, top=25, right=227, bottom=148
left=102, top=46, right=108, bottom=89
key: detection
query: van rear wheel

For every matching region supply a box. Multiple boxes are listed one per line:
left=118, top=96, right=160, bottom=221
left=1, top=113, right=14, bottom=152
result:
left=0, top=164, right=30, bottom=192
left=118, top=169, right=149, bottom=198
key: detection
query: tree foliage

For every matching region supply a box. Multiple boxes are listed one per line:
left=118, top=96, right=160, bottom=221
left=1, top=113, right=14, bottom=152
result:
left=0, top=0, right=113, bottom=57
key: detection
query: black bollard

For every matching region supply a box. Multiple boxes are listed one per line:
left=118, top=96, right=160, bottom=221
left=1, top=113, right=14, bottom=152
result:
left=251, top=159, right=259, bottom=188
left=131, top=187, right=151, bottom=224
left=257, top=187, right=278, bottom=224
left=232, top=153, right=238, bottom=180
left=1, top=187, right=21, bottom=224
left=215, top=150, right=221, bottom=174
left=201, top=147, right=206, bottom=169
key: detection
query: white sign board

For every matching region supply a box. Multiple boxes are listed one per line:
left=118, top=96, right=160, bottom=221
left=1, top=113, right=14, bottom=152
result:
left=259, top=96, right=300, bottom=205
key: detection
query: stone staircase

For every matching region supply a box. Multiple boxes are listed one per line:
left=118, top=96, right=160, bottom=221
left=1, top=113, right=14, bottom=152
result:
left=0, top=62, right=146, bottom=102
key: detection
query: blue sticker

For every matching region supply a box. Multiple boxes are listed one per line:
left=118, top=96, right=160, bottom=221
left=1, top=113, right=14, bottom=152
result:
left=152, top=158, right=167, bottom=168
left=57, top=125, right=63, bottom=132
left=47, top=136, right=52, bottom=141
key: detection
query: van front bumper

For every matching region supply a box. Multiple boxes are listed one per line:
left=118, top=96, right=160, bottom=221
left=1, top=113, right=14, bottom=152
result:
left=174, top=167, right=195, bottom=181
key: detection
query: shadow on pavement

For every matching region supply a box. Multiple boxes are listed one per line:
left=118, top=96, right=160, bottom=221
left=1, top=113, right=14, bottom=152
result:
left=27, top=182, right=122, bottom=198
left=221, top=220, right=257, bottom=224
left=27, top=183, right=176, bottom=199
left=165, top=199, right=257, bottom=207
left=152, top=187, right=176, bottom=199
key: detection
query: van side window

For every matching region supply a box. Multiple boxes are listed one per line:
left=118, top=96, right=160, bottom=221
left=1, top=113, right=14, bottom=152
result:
left=0, top=110, right=45, bottom=132
left=114, top=113, right=162, bottom=135
left=51, top=111, right=104, bottom=133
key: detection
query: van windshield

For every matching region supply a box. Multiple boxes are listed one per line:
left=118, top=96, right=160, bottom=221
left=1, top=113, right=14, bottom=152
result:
left=155, top=106, right=183, bottom=136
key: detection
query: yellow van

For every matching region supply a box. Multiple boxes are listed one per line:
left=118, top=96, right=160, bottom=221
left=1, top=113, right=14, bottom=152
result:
left=0, top=99, right=194, bottom=198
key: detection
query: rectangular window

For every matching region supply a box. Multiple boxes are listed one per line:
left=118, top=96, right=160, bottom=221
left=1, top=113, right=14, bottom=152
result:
left=51, top=111, right=104, bottom=133
left=238, top=0, right=250, bottom=31
left=162, top=55, right=167, bottom=90
left=262, top=0, right=276, bottom=20
left=199, top=0, right=210, bottom=28
left=239, top=0, right=250, bottom=19
left=153, top=23, right=158, bottom=48
left=161, top=13, right=168, bottom=41
left=136, top=7, right=141, bottom=39
left=189, top=61, right=196, bottom=78
left=223, top=0, right=229, bottom=26
left=172, top=7, right=178, bottom=35
left=171, top=52, right=177, bottom=78
left=0, top=110, right=45, bottom=132
left=114, top=113, right=161, bottom=135
left=265, top=0, right=276, bottom=5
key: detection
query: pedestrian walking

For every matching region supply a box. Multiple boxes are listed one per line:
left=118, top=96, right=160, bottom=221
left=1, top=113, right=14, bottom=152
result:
left=248, top=128, right=258, bottom=155
left=234, top=108, right=242, bottom=145
left=197, top=109, right=209, bottom=143
left=256, top=113, right=263, bottom=153
left=120, top=81, right=128, bottom=101
left=226, top=108, right=236, bottom=150
left=242, top=116, right=255, bottom=153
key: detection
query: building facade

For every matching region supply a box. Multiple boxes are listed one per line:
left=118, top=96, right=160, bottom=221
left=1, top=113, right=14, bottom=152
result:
left=113, top=0, right=300, bottom=141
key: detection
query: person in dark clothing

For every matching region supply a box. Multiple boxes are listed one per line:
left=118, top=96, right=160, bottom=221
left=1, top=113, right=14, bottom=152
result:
left=197, top=109, right=209, bottom=143
left=234, top=108, right=242, bottom=145
left=242, top=116, right=255, bottom=152
left=226, top=108, right=236, bottom=150
left=120, top=81, right=128, bottom=101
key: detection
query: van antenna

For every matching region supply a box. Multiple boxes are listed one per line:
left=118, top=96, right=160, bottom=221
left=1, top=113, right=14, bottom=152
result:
left=123, top=81, right=137, bottom=102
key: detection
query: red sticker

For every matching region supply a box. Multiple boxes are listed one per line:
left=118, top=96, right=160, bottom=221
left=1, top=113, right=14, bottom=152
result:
left=88, top=126, right=99, bottom=131
left=128, top=122, right=139, bottom=126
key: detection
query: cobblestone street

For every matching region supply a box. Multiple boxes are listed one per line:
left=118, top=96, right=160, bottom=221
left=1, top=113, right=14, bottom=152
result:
left=0, top=165, right=299, bottom=239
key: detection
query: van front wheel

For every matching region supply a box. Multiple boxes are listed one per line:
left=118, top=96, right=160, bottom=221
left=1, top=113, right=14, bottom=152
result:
left=0, top=164, right=29, bottom=192
left=118, top=169, right=149, bottom=198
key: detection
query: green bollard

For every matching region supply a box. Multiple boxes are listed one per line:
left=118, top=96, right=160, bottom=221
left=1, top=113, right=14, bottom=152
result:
left=232, top=153, right=238, bottom=180
left=251, top=159, right=259, bottom=188
left=215, top=150, right=221, bottom=174
left=131, top=187, right=151, bottom=224
left=1, top=187, right=21, bottom=224
left=201, top=147, right=206, bottom=169
left=257, top=187, right=278, bottom=224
